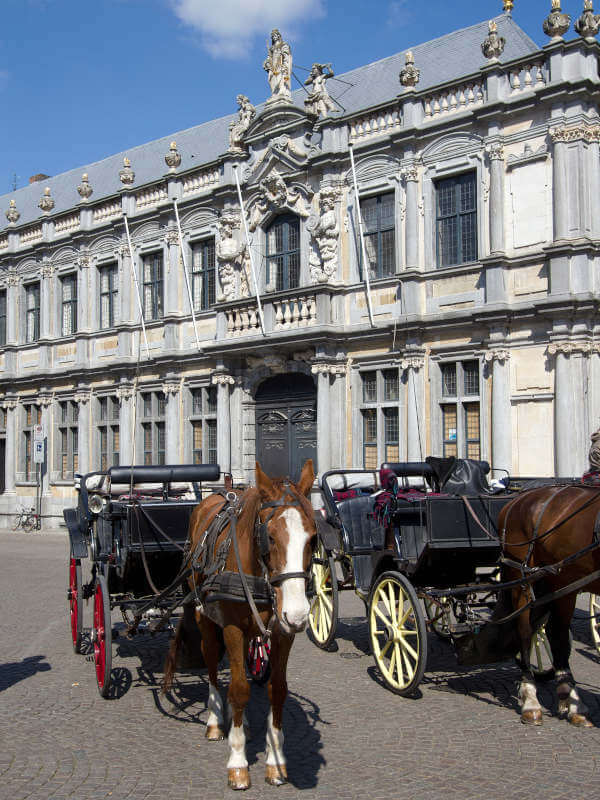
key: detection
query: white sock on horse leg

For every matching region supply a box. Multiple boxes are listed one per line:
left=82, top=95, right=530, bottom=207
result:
left=557, top=678, right=589, bottom=718
left=207, top=683, right=224, bottom=729
left=265, top=711, right=286, bottom=767
left=519, top=678, right=542, bottom=713
left=227, top=724, right=248, bottom=769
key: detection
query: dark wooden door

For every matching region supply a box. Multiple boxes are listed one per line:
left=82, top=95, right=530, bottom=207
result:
left=255, top=374, right=317, bottom=481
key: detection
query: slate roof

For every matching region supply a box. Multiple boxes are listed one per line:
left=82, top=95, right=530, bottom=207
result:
left=0, top=14, right=537, bottom=233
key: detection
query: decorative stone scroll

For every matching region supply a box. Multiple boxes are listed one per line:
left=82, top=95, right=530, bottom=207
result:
left=400, top=355, right=425, bottom=371
left=308, top=186, right=340, bottom=284
left=116, top=384, right=134, bottom=402
left=6, top=269, right=19, bottom=287
left=74, top=390, right=91, bottom=405
left=164, top=230, right=179, bottom=247
left=311, top=362, right=346, bottom=376
left=549, top=124, right=600, bottom=143
left=162, top=380, right=180, bottom=396
left=211, top=373, right=235, bottom=386
left=547, top=341, right=598, bottom=356
left=484, top=349, right=510, bottom=363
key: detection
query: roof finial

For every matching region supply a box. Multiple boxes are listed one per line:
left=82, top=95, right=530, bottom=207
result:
left=543, top=1, right=571, bottom=41
left=575, top=1, right=600, bottom=41
left=503, top=0, right=514, bottom=13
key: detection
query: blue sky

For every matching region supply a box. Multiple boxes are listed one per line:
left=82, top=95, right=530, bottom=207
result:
left=0, top=1, right=585, bottom=194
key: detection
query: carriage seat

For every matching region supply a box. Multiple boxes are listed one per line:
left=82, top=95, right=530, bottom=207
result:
left=336, top=495, right=385, bottom=554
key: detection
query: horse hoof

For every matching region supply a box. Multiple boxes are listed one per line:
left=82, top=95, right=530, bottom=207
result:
left=521, top=710, right=543, bottom=726
left=569, top=713, right=594, bottom=728
left=205, top=725, right=225, bottom=741
left=265, top=764, right=288, bottom=785
left=228, top=767, right=251, bottom=790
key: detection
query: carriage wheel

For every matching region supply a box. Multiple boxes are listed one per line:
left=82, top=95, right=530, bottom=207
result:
left=308, top=540, right=338, bottom=650
left=68, top=557, right=83, bottom=654
left=369, top=571, right=427, bottom=696
left=92, top=573, right=112, bottom=698
left=423, top=596, right=452, bottom=639
left=590, top=594, right=600, bottom=654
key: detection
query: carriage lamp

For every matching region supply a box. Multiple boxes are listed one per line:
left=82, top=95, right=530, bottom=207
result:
left=88, top=494, right=104, bottom=514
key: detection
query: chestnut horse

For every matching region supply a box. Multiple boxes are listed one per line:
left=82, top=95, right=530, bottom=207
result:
left=497, top=484, right=600, bottom=726
left=163, top=460, right=317, bottom=789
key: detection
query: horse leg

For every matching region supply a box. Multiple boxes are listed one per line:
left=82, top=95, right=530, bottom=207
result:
left=223, top=624, right=251, bottom=790
left=514, top=589, right=543, bottom=725
left=547, top=596, right=593, bottom=728
left=199, top=615, right=226, bottom=741
left=265, top=629, right=293, bottom=785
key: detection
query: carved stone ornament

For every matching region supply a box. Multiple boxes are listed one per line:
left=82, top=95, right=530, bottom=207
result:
left=575, top=1, right=600, bottom=40
left=164, top=141, right=181, bottom=172
left=549, top=124, right=600, bottom=143
left=6, top=269, right=19, bottom=287
left=399, top=51, right=420, bottom=88
left=481, top=20, right=506, bottom=61
left=247, top=354, right=287, bottom=372
left=41, top=263, right=55, bottom=279
left=487, top=142, right=505, bottom=161
left=304, top=63, right=337, bottom=118
left=308, top=186, right=340, bottom=284
left=116, top=385, right=134, bottom=402
left=5, top=199, right=20, bottom=224
left=543, top=1, right=571, bottom=40
left=483, top=349, right=510, bottom=363
left=249, top=170, right=312, bottom=231
left=311, top=362, right=346, bottom=376
left=162, top=380, right=180, bottom=396
left=76, top=254, right=90, bottom=270
left=400, top=356, right=425, bottom=371
left=211, top=373, right=235, bottom=386
left=547, top=340, right=596, bottom=356
left=74, top=390, right=91, bottom=405
left=228, top=96, right=256, bottom=154
left=216, top=210, right=245, bottom=302
left=401, top=164, right=419, bottom=182
left=164, top=229, right=179, bottom=246
left=1, top=399, right=18, bottom=411
left=77, top=173, right=93, bottom=201
left=263, top=28, right=292, bottom=105
left=38, top=393, right=53, bottom=408
left=119, top=157, right=135, bottom=186
left=38, top=187, right=55, bottom=214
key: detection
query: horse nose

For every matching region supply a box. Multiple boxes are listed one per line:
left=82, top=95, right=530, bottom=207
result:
left=282, top=610, right=307, bottom=633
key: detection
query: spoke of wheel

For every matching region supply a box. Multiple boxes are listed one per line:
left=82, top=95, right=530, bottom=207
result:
left=394, top=642, right=404, bottom=686
left=399, top=636, right=419, bottom=662
left=379, top=637, right=393, bottom=660
left=399, top=605, right=413, bottom=628
left=380, top=585, right=392, bottom=618
left=387, top=583, right=398, bottom=627
left=387, top=640, right=397, bottom=678
left=401, top=643, right=415, bottom=681
left=374, top=603, right=392, bottom=629
left=320, top=591, right=333, bottom=615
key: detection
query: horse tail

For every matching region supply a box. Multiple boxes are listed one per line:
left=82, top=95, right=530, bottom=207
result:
left=162, top=614, right=185, bottom=694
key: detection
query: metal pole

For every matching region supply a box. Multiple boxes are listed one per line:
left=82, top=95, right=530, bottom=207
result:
left=348, top=144, right=375, bottom=328
left=232, top=165, right=266, bottom=336
left=173, top=199, right=201, bottom=350
left=123, top=214, right=150, bottom=359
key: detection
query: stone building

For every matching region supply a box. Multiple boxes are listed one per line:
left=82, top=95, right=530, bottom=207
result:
left=1, top=4, right=600, bottom=527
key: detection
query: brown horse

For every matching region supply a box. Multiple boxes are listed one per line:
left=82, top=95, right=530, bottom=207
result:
left=162, top=460, right=317, bottom=789
left=493, top=484, right=600, bottom=726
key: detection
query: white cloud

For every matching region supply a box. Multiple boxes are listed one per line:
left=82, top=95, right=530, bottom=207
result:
left=169, top=0, right=325, bottom=59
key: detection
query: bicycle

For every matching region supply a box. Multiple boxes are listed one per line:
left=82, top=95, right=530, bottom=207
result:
left=12, top=506, right=39, bottom=532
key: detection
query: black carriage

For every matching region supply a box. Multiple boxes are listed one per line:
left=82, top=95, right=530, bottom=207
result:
left=308, top=459, right=545, bottom=695
left=64, top=463, right=221, bottom=697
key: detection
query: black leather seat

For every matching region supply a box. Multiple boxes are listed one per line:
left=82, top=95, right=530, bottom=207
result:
left=336, top=495, right=385, bottom=554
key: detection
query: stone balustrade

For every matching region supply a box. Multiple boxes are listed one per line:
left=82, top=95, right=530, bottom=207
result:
left=509, top=61, right=546, bottom=94
left=273, top=295, right=317, bottom=330
left=348, top=106, right=402, bottom=143
left=93, top=200, right=122, bottom=224
left=19, top=225, right=43, bottom=246
left=54, top=213, right=80, bottom=236
left=225, top=304, right=262, bottom=337
left=423, top=80, right=485, bottom=118
left=135, top=184, right=168, bottom=210
left=182, top=167, right=220, bottom=197
left=0, top=235, right=8, bottom=251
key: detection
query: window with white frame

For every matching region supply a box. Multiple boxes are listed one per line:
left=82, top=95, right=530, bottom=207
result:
left=99, top=263, right=118, bottom=330
left=61, top=274, right=77, bottom=336
left=58, top=399, right=79, bottom=480
left=140, top=391, right=166, bottom=465
left=0, top=289, right=6, bottom=346
left=435, top=172, right=478, bottom=268
left=189, top=386, right=217, bottom=464
left=97, top=395, right=120, bottom=470
left=191, top=239, right=216, bottom=311
left=360, top=368, right=400, bottom=469
left=25, top=283, right=40, bottom=343
left=266, top=214, right=300, bottom=291
left=22, top=402, right=41, bottom=481
left=360, top=192, right=396, bottom=279
left=439, top=360, right=480, bottom=459
left=142, top=252, right=163, bottom=321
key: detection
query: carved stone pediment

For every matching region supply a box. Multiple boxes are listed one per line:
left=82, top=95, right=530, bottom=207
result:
left=243, top=135, right=309, bottom=187
left=244, top=103, right=313, bottom=144
left=246, top=169, right=314, bottom=232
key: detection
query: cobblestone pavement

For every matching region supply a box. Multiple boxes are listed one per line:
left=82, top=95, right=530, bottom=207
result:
left=2, top=529, right=600, bottom=800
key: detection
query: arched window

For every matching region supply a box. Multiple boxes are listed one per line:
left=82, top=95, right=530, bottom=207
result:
left=266, top=214, right=300, bottom=291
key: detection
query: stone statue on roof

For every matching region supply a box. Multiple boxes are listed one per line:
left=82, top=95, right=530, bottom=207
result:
left=228, top=94, right=256, bottom=154
left=263, top=29, right=292, bottom=104
left=304, top=63, right=337, bottom=118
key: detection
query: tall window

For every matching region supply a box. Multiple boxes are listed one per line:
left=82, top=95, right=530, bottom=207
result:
left=436, top=172, right=477, bottom=268
left=58, top=400, right=79, bottom=480
left=360, top=368, right=400, bottom=469
left=25, top=283, right=40, bottom=343
left=142, top=252, right=163, bottom=321
left=23, top=403, right=41, bottom=481
left=360, top=192, right=395, bottom=279
left=440, top=360, right=480, bottom=459
left=99, top=263, right=118, bottom=329
left=98, top=396, right=120, bottom=470
left=192, top=239, right=216, bottom=311
left=0, top=289, right=6, bottom=346
left=266, top=215, right=300, bottom=292
left=190, top=386, right=217, bottom=464
left=61, top=274, right=77, bottom=336
left=141, top=391, right=166, bottom=465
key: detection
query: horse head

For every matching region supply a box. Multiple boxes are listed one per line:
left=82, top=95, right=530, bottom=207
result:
left=255, top=459, right=317, bottom=635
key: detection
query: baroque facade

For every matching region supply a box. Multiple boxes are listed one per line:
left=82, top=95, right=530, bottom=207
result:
left=1, top=10, right=600, bottom=526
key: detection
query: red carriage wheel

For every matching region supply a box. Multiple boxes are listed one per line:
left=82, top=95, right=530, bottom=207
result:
left=68, top=557, right=83, bottom=654
left=93, top=573, right=112, bottom=698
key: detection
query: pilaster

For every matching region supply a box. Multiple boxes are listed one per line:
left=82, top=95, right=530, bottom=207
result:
left=162, top=378, right=181, bottom=463
left=117, top=382, right=135, bottom=464
left=484, top=349, right=512, bottom=476
left=401, top=355, right=425, bottom=462
left=212, top=373, right=235, bottom=474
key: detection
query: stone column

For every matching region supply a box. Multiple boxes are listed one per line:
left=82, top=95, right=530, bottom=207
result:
left=163, top=230, right=180, bottom=351
left=549, top=342, right=577, bottom=477
left=549, top=127, right=570, bottom=242
left=312, top=364, right=332, bottom=477
left=40, top=262, right=54, bottom=339
left=117, top=383, right=135, bottom=465
left=487, top=144, right=505, bottom=254
left=74, top=388, right=91, bottom=476
left=402, top=356, right=425, bottom=462
left=402, top=165, right=419, bottom=269
left=162, top=378, right=181, bottom=464
left=212, top=373, right=235, bottom=475
left=485, top=349, right=512, bottom=476
left=37, top=393, right=53, bottom=496
left=2, top=398, right=17, bottom=493
left=6, top=271, right=19, bottom=344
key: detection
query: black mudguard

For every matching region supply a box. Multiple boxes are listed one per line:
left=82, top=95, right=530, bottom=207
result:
left=63, top=508, right=88, bottom=559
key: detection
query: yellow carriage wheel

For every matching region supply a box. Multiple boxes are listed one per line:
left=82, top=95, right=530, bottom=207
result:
left=589, top=594, right=600, bottom=653
left=368, top=571, right=427, bottom=696
left=308, top=540, right=338, bottom=650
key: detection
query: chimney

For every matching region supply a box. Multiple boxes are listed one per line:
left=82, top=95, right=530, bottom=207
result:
left=29, top=173, right=50, bottom=184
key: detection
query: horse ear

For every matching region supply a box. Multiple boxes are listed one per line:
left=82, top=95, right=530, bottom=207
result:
left=296, top=459, right=315, bottom=497
left=256, top=461, right=278, bottom=500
